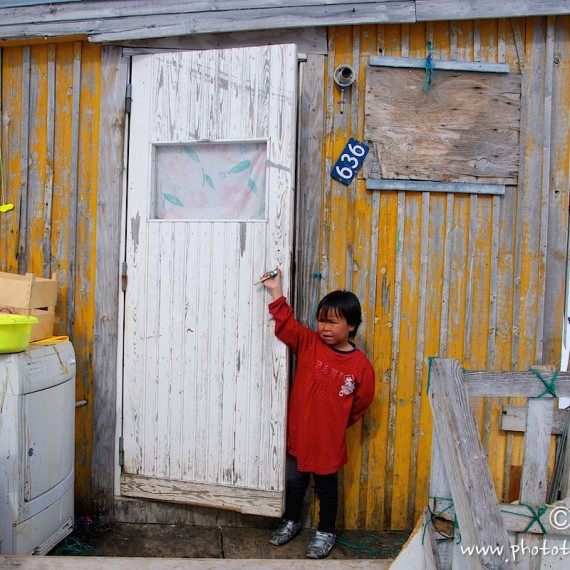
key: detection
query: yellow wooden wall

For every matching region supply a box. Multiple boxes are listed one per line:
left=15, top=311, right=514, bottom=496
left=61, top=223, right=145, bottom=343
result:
left=323, top=17, right=570, bottom=531
left=1, top=16, right=569, bottom=532
left=0, top=40, right=101, bottom=515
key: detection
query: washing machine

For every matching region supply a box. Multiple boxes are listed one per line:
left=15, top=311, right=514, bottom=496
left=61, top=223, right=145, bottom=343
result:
left=0, top=340, right=75, bottom=555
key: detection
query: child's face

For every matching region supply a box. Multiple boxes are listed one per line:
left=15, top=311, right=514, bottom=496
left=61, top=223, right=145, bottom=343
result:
left=317, top=308, right=356, bottom=350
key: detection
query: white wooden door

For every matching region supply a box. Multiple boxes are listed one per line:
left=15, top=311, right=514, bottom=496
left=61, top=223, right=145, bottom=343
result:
left=121, top=46, right=297, bottom=517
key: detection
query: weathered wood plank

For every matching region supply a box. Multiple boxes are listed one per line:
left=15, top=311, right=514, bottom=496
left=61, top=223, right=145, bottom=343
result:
left=513, top=398, right=553, bottom=569
left=440, top=193, right=453, bottom=355
left=366, top=179, right=505, bottom=195
left=383, top=189, right=405, bottom=526
left=40, top=43, right=55, bottom=279
left=407, top=190, right=429, bottom=529
left=543, top=15, right=570, bottom=365
left=0, top=557, right=392, bottom=570
left=91, top=45, right=129, bottom=522
left=121, top=473, right=283, bottom=517
left=500, top=503, right=570, bottom=534
left=370, top=54, right=510, bottom=73
left=294, top=54, right=325, bottom=327
left=0, top=3, right=416, bottom=41
left=0, top=0, right=568, bottom=43
left=428, top=434, right=456, bottom=570
left=534, top=17, right=556, bottom=366
left=365, top=67, right=521, bottom=184
left=120, top=27, right=328, bottom=56
left=428, top=358, right=513, bottom=570
left=416, top=1, right=570, bottom=21
left=65, top=41, right=81, bottom=340
left=465, top=370, right=570, bottom=397
left=500, top=403, right=568, bottom=434
left=0, top=0, right=403, bottom=25
left=16, top=46, right=30, bottom=274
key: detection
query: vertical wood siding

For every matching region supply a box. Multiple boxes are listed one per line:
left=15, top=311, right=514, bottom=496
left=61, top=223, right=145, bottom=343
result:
left=1, top=16, right=569, bottom=532
left=0, top=41, right=102, bottom=515
left=322, top=17, right=570, bottom=531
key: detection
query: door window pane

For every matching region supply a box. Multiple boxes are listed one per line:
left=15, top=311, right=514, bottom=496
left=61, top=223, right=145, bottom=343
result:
left=153, top=141, right=267, bottom=220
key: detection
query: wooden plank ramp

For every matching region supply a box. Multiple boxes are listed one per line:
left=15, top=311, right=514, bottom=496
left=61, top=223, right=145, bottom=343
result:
left=0, top=557, right=393, bottom=569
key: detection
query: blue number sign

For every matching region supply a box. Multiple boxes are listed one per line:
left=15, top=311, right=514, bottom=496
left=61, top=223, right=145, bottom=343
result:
left=331, top=138, right=369, bottom=186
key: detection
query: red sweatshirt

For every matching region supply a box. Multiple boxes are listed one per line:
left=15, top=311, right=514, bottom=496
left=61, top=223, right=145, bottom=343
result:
left=269, top=296, right=375, bottom=474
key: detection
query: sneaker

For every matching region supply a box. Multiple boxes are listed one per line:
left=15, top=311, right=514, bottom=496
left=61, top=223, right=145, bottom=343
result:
left=305, top=530, right=336, bottom=559
left=269, top=519, right=302, bottom=546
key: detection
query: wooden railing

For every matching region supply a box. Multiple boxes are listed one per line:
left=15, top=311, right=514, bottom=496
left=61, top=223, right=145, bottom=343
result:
left=424, top=359, right=570, bottom=570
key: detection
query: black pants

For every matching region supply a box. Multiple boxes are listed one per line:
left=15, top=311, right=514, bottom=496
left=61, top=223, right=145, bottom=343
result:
left=283, top=454, right=338, bottom=534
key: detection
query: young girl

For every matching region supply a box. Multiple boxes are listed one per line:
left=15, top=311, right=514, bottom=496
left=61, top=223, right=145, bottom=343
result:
left=261, top=268, right=375, bottom=559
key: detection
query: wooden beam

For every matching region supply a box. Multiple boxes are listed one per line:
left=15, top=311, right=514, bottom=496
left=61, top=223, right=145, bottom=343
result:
left=416, top=0, right=570, bottom=21
left=513, top=398, right=554, bottom=568
left=0, top=558, right=393, bottom=570
left=121, top=473, right=283, bottom=517
left=294, top=54, right=326, bottom=326
left=1, top=2, right=569, bottom=43
left=0, top=2, right=416, bottom=42
left=369, top=55, right=511, bottom=73
left=119, top=27, right=328, bottom=56
left=427, top=434, right=459, bottom=569
left=499, top=503, right=570, bottom=535
left=366, top=179, right=506, bottom=195
left=464, top=370, right=570, bottom=398
left=91, top=45, right=129, bottom=523
left=428, top=358, right=513, bottom=570
left=500, top=404, right=568, bottom=435
left=0, top=0, right=399, bottom=26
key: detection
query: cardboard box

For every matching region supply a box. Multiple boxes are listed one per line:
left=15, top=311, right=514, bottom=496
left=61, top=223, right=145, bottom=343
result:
left=0, top=271, right=58, bottom=342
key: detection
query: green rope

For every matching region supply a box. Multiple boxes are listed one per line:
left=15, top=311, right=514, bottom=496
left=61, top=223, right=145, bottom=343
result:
left=429, top=495, right=455, bottom=517
left=426, top=356, right=438, bottom=395
left=500, top=504, right=549, bottom=534
left=337, top=531, right=408, bottom=558
left=54, top=535, right=97, bottom=556
left=422, top=496, right=460, bottom=545
left=529, top=368, right=559, bottom=398
left=423, top=42, right=436, bottom=92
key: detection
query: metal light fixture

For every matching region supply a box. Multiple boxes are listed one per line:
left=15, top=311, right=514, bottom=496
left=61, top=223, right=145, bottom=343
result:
left=333, top=64, right=356, bottom=114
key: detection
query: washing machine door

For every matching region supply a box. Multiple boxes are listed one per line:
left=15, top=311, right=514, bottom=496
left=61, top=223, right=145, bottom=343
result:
left=24, top=379, right=75, bottom=503
left=18, top=343, right=76, bottom=508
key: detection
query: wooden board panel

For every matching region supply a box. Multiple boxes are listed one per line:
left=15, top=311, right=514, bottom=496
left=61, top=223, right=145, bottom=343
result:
left=121, top=473, right=283, bottom=517
left=365, top=66, right=521, bottom=183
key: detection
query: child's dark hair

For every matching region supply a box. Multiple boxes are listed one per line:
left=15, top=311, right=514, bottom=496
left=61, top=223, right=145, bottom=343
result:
left=316, top=290, right=362, bottom=339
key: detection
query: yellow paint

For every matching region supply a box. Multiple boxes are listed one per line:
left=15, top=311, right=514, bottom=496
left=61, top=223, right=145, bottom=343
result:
left=72, top=41, right=101, bottom=514
left=1, top=15, right=568, bottom=532
left=28, top=44, right=49, bottom=273
left=0, top=40, right=101, bottom=514
left=0, top=47, right=23, bottom=273
left=325, top=18, right=569, bottom=531
left=0, top=35, right=88, bottom=47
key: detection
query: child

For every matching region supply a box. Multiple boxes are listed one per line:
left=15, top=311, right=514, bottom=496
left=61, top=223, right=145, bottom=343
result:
left=261, top=268, right=375, bottom=559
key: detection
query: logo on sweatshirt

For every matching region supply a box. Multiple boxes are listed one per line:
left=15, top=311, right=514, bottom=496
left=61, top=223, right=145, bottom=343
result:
left=339, top=375, right=355, bottom=397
